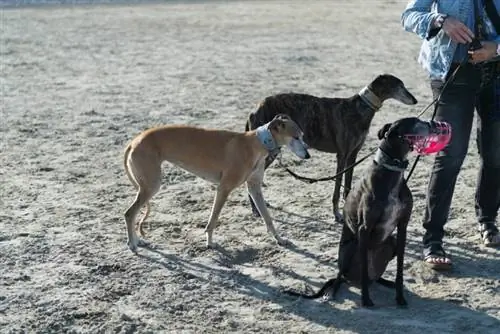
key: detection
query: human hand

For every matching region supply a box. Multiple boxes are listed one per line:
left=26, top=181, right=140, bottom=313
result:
left=468, top=41, right=498, bottom=63
left=442, top=16, right=474, bottom=44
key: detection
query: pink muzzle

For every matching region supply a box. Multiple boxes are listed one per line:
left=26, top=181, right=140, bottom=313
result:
left=404, top=121, right=452, bottom=155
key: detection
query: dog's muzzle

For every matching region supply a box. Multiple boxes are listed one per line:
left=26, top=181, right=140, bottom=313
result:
left=288, top=137, right=310, bottom=159
left=405, top=121, right=452, bottom=155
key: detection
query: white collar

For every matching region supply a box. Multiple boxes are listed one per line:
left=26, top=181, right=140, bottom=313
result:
left=358, top=86, right=382, bottom=111
left=255, top=123, right=280, bottom=154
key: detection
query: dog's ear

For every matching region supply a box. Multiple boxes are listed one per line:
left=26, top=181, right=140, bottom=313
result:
left=377, top=123, right=392, bottom=140
left=269, top=114, right=289, bottom=131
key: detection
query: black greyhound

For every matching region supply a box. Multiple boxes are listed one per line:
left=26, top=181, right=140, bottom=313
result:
left=283, top=117, right=452, bottom=307
left=245, top=74, right=417, bottom=222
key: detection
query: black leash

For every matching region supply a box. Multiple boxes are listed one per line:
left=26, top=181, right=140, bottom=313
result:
left=405, top=55, right=468, bottom=182
left=278, top=147, right=377, bottom=184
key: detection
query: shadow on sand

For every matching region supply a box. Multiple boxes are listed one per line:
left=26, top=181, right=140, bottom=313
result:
left=136, top=242, right=499, bottom=334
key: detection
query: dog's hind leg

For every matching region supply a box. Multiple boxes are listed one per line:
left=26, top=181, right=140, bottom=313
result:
left=343, top=147, right=362, bottom=203
left=124, top=155, right=161, bottom=253
left=375, top=236, right=398, bottom=289
left=125, top=188, right=157, bottom=253
left=333, top=153, right=347, bottom=223
left=137, top=202, right=151, bottom=237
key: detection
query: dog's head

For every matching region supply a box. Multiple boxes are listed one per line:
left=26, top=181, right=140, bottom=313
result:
left=269, top=114, right=310, bottom=159
left=377, top=117, right=452, bottom=158
left=369, top=74, right=418, bottom=106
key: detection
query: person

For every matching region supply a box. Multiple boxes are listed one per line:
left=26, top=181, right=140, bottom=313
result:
left=401, top=0, right=500, bottom=270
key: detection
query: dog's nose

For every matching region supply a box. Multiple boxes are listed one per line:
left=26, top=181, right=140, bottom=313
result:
left=305, top=152, right=311, bottom=159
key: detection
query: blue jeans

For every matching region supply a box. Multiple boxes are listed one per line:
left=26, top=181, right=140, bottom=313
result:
left=423, top=63, right=500, bottom=247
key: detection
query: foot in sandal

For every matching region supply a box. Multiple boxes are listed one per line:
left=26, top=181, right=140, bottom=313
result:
left=423, top=243, right=452, bottom=271
left=479, top=222, right=500, bottom=247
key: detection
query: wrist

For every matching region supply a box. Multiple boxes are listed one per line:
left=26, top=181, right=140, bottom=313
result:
left=434, top=14, right=448, bottom=29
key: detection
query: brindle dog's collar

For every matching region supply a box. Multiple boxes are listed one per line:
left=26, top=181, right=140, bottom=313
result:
left=256, top=123, right=280, bottom=154
left=359, top=86, right=382, bottom=111
left=373, top=148, right=408, bottom=172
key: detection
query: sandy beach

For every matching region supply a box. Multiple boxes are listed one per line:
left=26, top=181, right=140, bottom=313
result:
left=1, top=1, right=499, bottom=333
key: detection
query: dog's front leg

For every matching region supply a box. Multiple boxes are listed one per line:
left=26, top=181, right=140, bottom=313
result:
left=248, top=151, right=279, bottom=217
left=247, top=175, right=288, bottom=246
left=395, top=217, right=409, bottom=306
left=333, top=153, right=346, bottom=223
left=358, top=223, right=374, bottom=307
left=204, top=186, right=231, bottom=248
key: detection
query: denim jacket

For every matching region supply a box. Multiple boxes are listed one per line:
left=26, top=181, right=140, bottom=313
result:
left=401, top=0, right=500, bottom=81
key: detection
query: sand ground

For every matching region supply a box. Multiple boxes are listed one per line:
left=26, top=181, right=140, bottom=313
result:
left=1, top=1, right=499, bottom=333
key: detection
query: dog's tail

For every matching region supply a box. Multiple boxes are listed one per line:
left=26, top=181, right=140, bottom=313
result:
left=282, top=277, right=343, bottom=299
left=245, top=113, right=253, bottom=132
left=246, top=111, right=260, bottom=132
left=123, top=143, right=138, bottom=189
left=123, top=143, right=151, bottom=237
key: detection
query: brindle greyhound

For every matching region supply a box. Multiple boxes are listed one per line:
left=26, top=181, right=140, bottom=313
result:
left=283, top=117, right=452, bottom=307
left=245, top=74, right=417, bottom=222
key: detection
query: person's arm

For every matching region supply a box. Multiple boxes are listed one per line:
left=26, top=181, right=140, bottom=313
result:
left=487, top=0, right=500, bottom=44
left=401, top=0, right=444, bottom=40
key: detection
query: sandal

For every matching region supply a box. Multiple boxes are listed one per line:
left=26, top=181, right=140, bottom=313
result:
left=423, top=243, right=452, bottom=271
left=479, top=223, right=500, bottom=247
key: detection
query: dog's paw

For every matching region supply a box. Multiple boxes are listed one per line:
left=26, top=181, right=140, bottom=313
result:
left=137, top=238, right=150, bottom=247
left=205, top=233, right=215, bottom=249
left=321, top=292, right=333, bottom=303
left=333, top=211, right=344, bottom=224
left=252, top=210, right=262, bottom=218
left=361, top=298, right=375, bottom=308
left=396, top=295, right=408, bottom=307
left=127, top=240, right=138, bottom=253
left=276, top=237, right=291, bottom=246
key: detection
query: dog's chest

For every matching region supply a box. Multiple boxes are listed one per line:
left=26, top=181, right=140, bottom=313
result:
left=374, top=187, right=406, bottom=242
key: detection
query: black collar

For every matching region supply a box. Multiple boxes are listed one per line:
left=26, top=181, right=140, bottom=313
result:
left=373, top=148, right=408, bottom=172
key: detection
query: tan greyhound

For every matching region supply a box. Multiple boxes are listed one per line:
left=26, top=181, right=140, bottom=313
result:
left=123, top=114, right=310, bottom=253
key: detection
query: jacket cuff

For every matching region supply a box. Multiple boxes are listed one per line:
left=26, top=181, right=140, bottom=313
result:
left=426, top=13, right=443, bottom=40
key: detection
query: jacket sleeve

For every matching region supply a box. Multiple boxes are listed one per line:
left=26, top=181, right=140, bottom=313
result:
left=401, top=0, right=441, bottom=40
left=488, top=0, right=500, bottom=43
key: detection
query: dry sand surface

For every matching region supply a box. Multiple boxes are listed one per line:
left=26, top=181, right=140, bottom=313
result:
left=1, top=1, right=499, bottom=333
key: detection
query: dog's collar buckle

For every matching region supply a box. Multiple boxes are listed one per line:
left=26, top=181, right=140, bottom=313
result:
left=359, top=86, right=382, bottom=111
left=256, top=124, right=280, bottom=154
left=374, top=148, right=408, bottom=172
